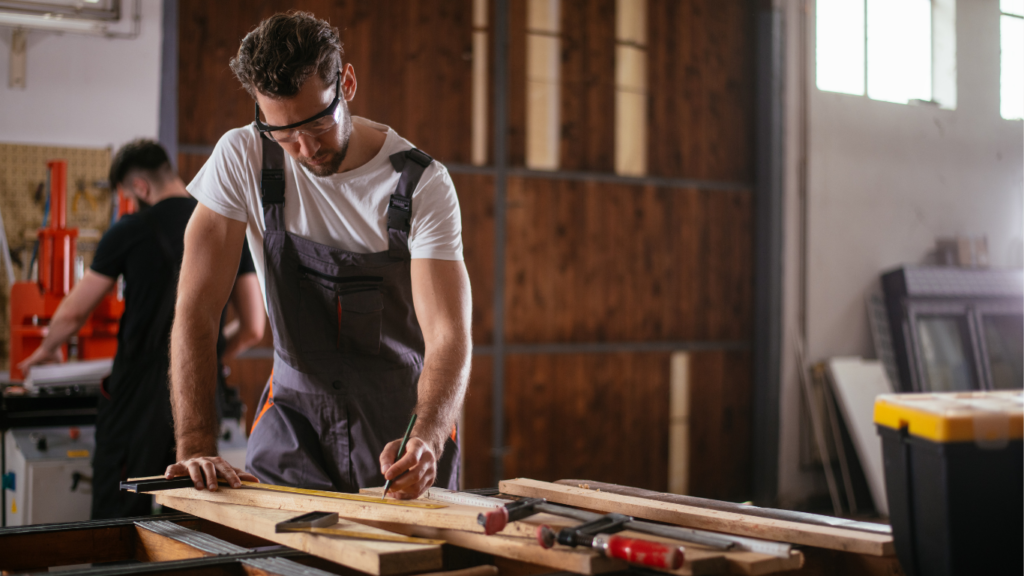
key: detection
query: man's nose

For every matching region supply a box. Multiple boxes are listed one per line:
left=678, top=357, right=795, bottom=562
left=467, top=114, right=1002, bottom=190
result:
left=297, top=134, right=320, bottom=158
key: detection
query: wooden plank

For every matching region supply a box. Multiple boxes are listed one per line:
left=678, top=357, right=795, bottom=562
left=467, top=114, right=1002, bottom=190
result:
left=367, top=521, right=624, bottom=575
left=152, top=483, right=569, bottom=539
left=158, top=495, right=442, bottom=576
left=499, top=479, right=895, bottom=557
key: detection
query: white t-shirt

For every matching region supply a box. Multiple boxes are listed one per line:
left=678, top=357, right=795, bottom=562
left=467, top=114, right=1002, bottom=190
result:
left=187, top=117, right=463, bottom=299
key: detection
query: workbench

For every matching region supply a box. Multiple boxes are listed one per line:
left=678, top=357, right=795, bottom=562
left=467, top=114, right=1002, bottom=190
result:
left=0, top=478, right=904, bottom=576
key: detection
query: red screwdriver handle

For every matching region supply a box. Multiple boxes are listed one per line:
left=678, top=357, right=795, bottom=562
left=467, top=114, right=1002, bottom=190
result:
left=595, top=534, right=684, bottom=570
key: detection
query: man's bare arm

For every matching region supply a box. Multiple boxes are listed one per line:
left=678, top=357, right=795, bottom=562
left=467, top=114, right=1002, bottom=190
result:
left=18, top=271, right=115, bottom=371
left=380, top=258, right=471, bottom=498
left=166, top=204, right=256, bottom=489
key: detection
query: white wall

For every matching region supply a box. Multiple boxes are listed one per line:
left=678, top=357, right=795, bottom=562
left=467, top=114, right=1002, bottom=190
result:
left=778, top=0, right=1024, bottom=507
left=0, top=0, right=163, bottom=151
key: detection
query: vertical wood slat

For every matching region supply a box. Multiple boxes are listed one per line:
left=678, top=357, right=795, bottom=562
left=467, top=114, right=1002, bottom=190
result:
left=688, top=350, right=752, bottom=500
left=560, top=0, right=616, bottom=172
left=461, top=355, right=494, bottom=489
left=452, top=173, right=496, bottom=345
left=647, top=0, right=755, bottom=182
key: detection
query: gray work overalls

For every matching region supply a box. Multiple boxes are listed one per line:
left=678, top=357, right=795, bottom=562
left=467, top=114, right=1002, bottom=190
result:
left=245, top=137, right=459, bottom=492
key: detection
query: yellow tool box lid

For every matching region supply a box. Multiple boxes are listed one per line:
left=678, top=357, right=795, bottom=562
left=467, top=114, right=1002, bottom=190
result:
left=874, top=391, right=1024, bottom=444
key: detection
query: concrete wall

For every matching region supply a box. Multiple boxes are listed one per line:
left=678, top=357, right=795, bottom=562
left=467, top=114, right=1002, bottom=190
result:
left=778, top=0, right=1024, bottom=507
left=0, top=0, right=163, bottom=150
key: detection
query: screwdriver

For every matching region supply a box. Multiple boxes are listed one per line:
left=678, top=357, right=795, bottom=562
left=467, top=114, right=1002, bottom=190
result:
left=382, top=413, right=417, bottom=500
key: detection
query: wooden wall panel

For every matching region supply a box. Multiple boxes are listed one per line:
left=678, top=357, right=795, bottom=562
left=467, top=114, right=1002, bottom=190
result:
left=179, top=0, right=474, bottom=164
left=647, top=0, right=755, bottom=182
left=451, top=173, right=495, bottom=345
left=504, top=177, right=752, bottom=343
left=559, top=0, right=616, bottom=172
left=177, top=153, right=209, bottom=185
left=688, top=350, right=752, bottom=500
left=461, top=355, right=493, bottom=489
left=503, top=352, right=671, bottom=491
left=505, top=0, right=527, bottom=167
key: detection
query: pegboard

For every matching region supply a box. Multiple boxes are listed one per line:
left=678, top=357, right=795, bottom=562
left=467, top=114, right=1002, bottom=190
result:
left=0, top=143, right=115, bottom=371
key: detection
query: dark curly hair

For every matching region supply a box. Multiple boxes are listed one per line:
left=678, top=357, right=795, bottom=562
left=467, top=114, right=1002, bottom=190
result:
left=229, top=11, right=344, bottom=99
left=109, top=139, right=173, bottom=190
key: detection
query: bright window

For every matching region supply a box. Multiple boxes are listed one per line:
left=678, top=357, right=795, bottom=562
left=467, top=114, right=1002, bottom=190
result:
left=816, top=0, right=955, bottom=108
left=1002, top=0, right=1024, bottom=120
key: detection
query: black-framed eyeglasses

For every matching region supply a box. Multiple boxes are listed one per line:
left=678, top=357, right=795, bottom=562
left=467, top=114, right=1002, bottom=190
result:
left=254, top=74, right=342, bottom=143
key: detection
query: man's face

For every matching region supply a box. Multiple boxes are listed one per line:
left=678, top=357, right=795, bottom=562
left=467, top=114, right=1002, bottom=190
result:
left=255, top=68, right=356, bottom=178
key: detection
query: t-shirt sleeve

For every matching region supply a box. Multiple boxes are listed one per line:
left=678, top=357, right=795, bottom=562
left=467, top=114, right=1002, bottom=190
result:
left=408, top=165, right=463, bottom=261
left=187, top=129, right=253, bottom=223
left=237, top=238, right=256, bottom=276
left=90, top=217, right=138, bottom=279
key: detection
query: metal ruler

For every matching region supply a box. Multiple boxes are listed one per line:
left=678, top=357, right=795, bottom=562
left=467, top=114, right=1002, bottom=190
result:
left=424, top=487, right=508, bottom=508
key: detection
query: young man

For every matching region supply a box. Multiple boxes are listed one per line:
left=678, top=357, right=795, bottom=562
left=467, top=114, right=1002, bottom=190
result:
left=20, top=140, right=265, bottom=518
left=165, top=11, right=471, bottom=499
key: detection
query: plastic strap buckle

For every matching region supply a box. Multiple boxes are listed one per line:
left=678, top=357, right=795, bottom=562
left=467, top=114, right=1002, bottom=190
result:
left=387, top=195, right=412, bottom=231
left=406, top=148, right=433, bottom=168
left=261, top=168, right=285, bottom=204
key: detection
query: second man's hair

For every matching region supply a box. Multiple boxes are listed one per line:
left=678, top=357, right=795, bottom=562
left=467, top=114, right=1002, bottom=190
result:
left=109, top=139, right=174, bottom=190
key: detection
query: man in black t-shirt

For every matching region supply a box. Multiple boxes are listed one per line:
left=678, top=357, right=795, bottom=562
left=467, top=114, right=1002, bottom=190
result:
left=20, top=140, right=264, bottom=519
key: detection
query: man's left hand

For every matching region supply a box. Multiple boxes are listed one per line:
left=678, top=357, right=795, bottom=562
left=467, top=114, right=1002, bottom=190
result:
left=379, top=437, right=437, bottom=499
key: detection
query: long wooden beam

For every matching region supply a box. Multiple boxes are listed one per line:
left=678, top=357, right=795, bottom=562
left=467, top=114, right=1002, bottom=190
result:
left=157, top=495, right=443, bottom=576
left=153, top=484, right=572, bottom=538
left=499, top=479, right=895, bottom=556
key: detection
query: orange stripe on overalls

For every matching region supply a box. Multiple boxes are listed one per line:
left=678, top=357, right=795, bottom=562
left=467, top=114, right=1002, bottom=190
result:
left=250, top=370, right=275, bottom=434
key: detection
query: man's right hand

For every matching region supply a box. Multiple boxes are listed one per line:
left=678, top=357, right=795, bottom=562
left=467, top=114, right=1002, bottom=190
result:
left=164, top=456, right=259, bottom=491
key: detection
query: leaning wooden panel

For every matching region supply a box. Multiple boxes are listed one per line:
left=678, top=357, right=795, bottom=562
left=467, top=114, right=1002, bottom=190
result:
left=499, top=479, right=895, bottom=557
left=152, top=484, right=567, bottom=539
left=158, top=496, right=441, bottom=575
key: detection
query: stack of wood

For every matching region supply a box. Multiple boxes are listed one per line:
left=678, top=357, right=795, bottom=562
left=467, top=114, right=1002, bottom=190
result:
left=153, top=478, right=899, bottom=576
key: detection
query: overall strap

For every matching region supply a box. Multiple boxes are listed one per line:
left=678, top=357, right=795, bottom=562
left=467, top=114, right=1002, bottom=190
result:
left=387, top=148, right=433, bottom=260
left=260, top=135, right=286, bottom=231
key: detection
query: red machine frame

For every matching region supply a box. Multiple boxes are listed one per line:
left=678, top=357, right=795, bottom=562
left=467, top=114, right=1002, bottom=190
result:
left=9, top=160, right=128, bottom=381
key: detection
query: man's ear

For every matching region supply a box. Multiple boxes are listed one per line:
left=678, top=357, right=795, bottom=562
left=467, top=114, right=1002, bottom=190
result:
left=341, top=63, right=357, bottom=102
left=126, top=176, right=150, bottom=203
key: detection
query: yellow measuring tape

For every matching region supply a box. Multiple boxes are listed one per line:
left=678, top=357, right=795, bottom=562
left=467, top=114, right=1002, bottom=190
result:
left=130, top=476, right=446, bottom=509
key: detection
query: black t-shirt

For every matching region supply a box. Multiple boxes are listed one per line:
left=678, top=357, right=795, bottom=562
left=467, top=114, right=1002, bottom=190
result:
left=91, top=196, right=255, bottom=385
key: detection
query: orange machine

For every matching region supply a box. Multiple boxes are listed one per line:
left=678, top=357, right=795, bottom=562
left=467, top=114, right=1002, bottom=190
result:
left=9, top=160, right=128, bottom=381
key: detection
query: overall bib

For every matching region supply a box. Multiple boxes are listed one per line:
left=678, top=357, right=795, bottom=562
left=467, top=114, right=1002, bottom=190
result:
left=245, top=137, right=459, bottom=492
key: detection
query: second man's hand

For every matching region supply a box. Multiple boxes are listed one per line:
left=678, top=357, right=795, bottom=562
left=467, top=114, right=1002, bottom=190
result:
left=164, top=456, right=259, bottom=491
left=379, top=437, right=437, bottom=499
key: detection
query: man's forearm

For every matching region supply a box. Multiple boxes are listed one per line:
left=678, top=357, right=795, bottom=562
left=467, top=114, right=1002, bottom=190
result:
left=412, top=335, right=471, bottom=455
left=170, top=309, right=221, bottom=459
left=38, top=305, right=88, bottom=355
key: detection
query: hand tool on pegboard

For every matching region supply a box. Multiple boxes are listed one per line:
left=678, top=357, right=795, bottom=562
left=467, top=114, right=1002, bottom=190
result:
left=275, top=511, right=445, bottom=545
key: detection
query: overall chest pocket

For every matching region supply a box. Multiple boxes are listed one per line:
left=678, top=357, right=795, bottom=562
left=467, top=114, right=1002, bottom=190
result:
left=297, top=266, right=385, bottom=357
